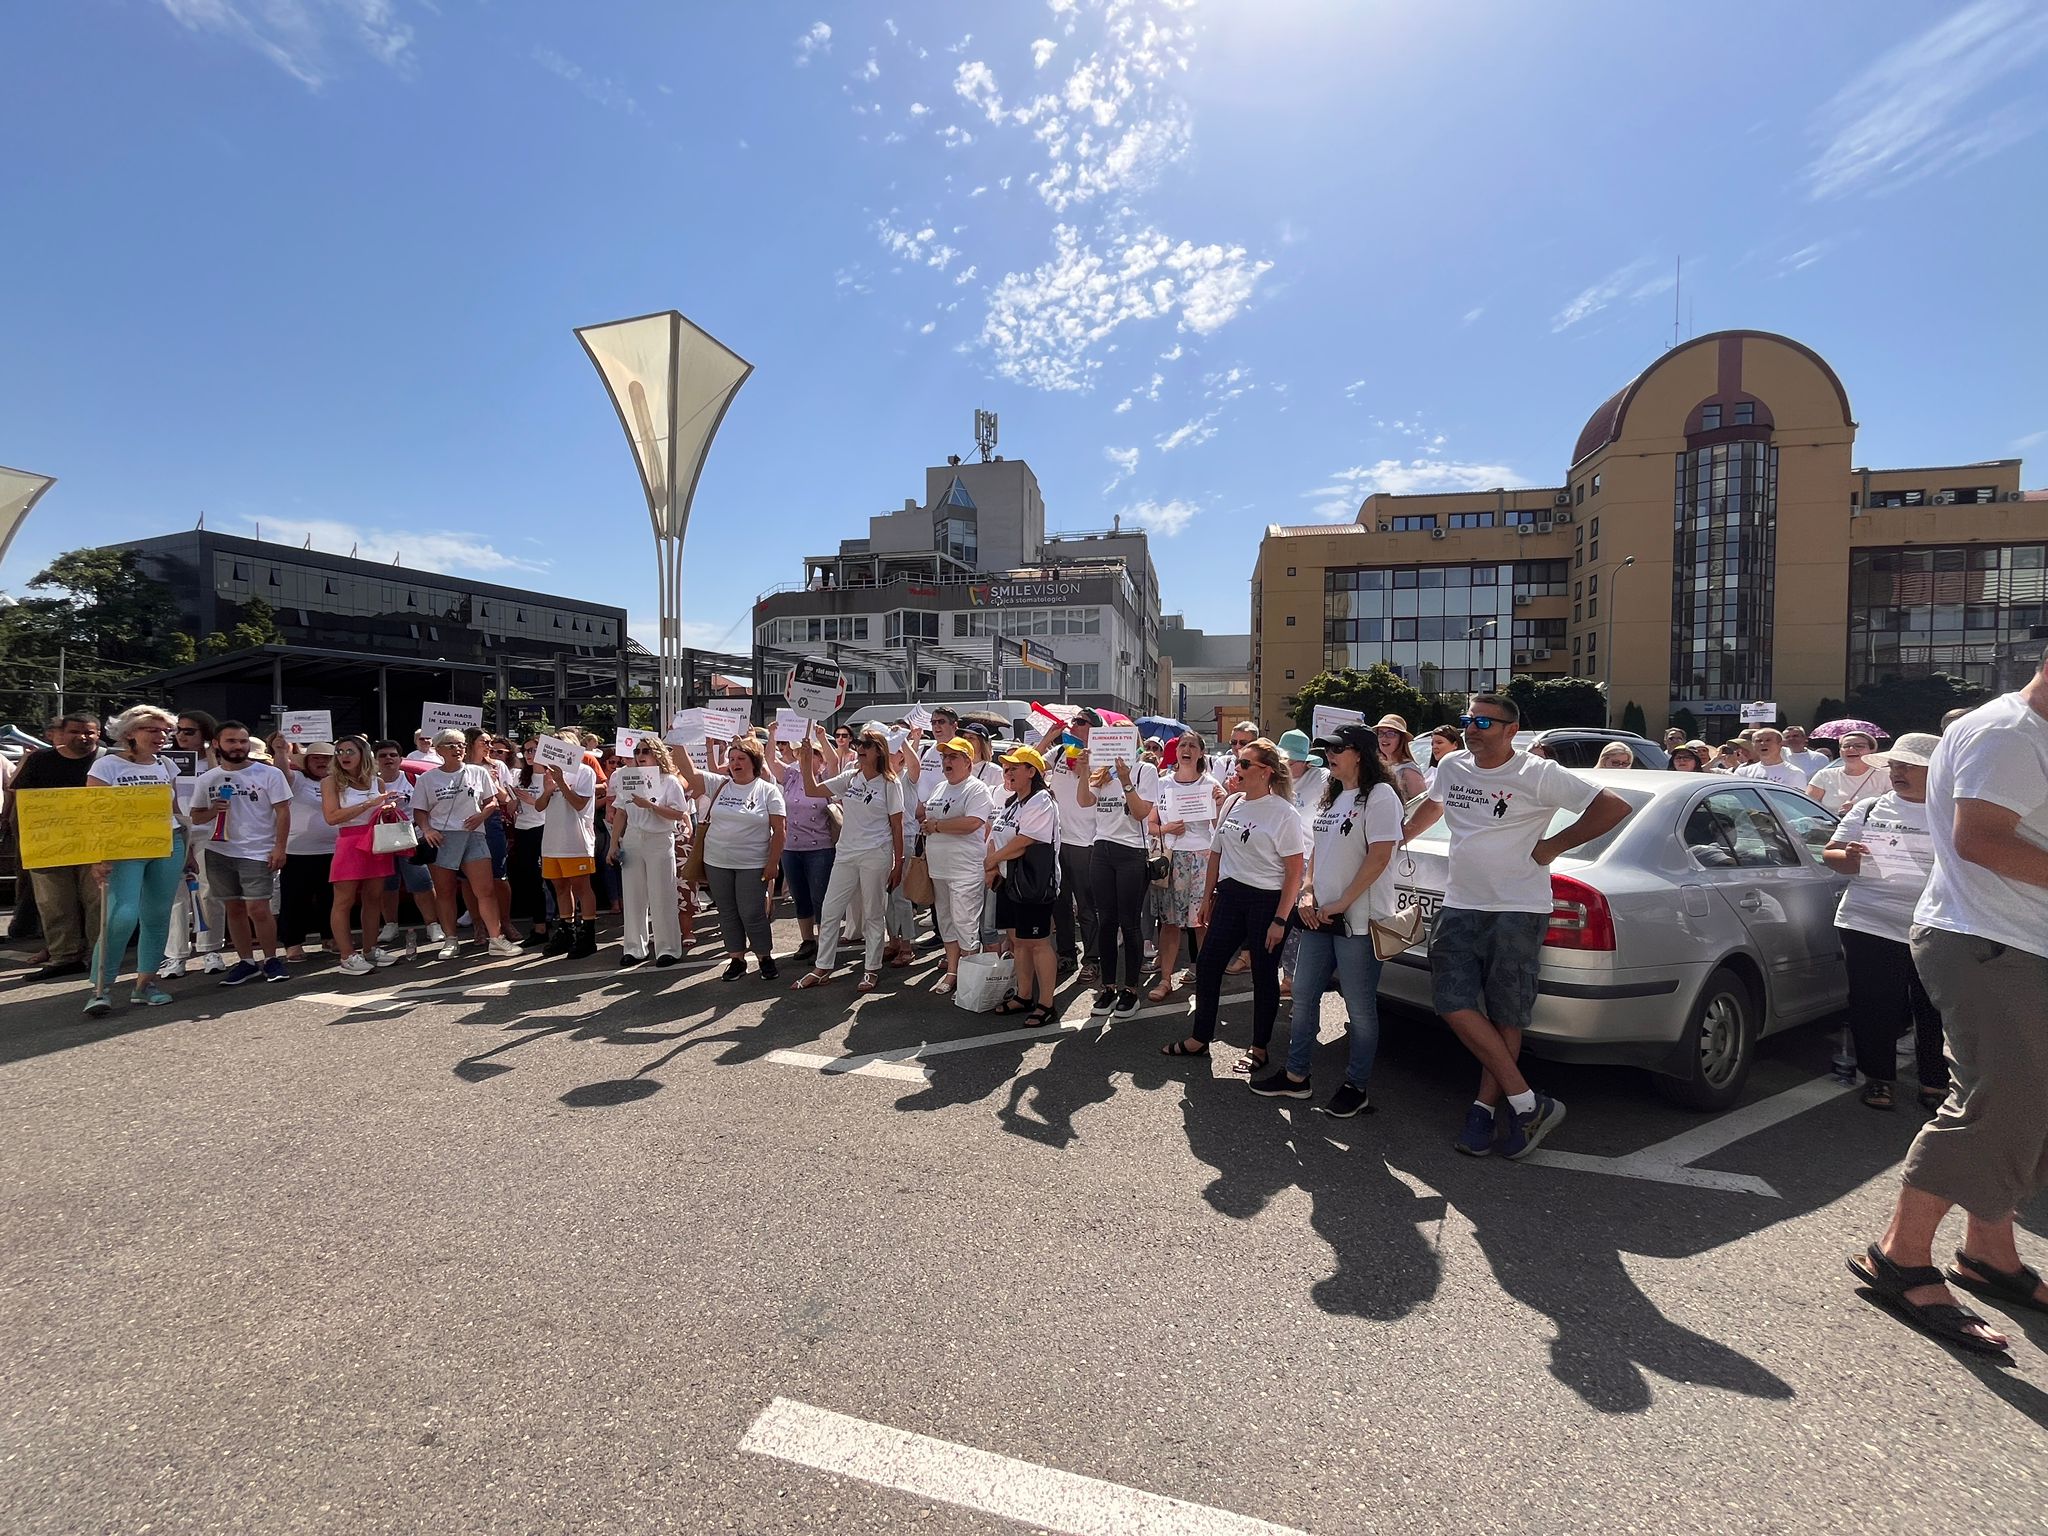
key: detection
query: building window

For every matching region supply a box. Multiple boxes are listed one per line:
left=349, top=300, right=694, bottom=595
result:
left=1449, top=512, right=1495, bottom=529
left=1589, top=540, right=1599, bottom=562
left=1389, top=515, right=1438, bottom=532
left=1573, top=603, right=1582, bottom=623
left=1587, top=597, right=1598, bottom=619
left=1700, top=404, right=1722, bottom=431
left=1285, top=615, right=1296, bottom=626
left=1587, top=628, right=1597, bottom=652
left=1284, top=669, right=1295, bottom=680
left=232, top=561, right=248, bottom=581
left=1572, top=635, right=1582, bottom=654
left=1588, top=574, right=1598, bottom=595
left=1574, top=483, right=1585, bottom=505
left=1590, top=517, right=1600, bottom=537
left=1941, top=487, right=1997, bottom=505
left=1870, top=489, right=1928, bottom=508
left=1503, top=510, right=1541, bottom=527
left=1672, top=440, right=1779, bottom=702
left=1574, top=582, right=1582, bottom=600
left=1733, top=402, right=1755, bottom=425
left=1591, top=474, right=1602, bottom=496
left=936, top=516, right=977, bottom=565
left=1286, top=566, right=1296, bottom=576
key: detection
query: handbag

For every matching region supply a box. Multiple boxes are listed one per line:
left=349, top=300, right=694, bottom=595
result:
left=681, top=803, right=710, bottom=883
left=901, top=838, right=935, bottom=905
left=1365, top=847, right=1425, bottom=960
left=1145, top=835, right=1171, bottom=885
left=371, top=808, right=418, bottom=855
left=825, top=803, right=844, bottom=844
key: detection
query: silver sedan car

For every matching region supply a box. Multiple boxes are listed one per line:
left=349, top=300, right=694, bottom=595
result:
left=1378, top=769, right=1850, bottom=1109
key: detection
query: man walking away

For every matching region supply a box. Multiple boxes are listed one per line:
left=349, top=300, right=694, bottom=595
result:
left=1402, top=692, right=1632, bottom=1159
left=1850, top=648, right=2048, bottom=1357
left=189, top=722, right=293, bottom=984
left=12, top=712, right=105, bottom=979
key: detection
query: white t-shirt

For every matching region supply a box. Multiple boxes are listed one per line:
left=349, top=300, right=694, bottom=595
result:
left=1426, top=750, right=1599, bottom=913
left=1309, top=782, right=1406, bottom=927
left=974, top=760, right=1005, bottom=792
left=1735, top=760, right=1809, bottom=789
left=1089, top=761, right=1160, bottom=850
left=1830, top=792, right=1935, bottom=945
left=1785, top=748, right=1830, bottom=780
left=1807, top=759, right=1886, bottom=814
left=617, top=773, right=689, bottom=836
left=377, top=772, right=415, bottom=820
left=921, top=774, right=996, bottom=881
left=824, top=768, right=905, bottom=855
left=1158, top=771, right=1223, bottom=853
left=1289, top=765, right=1329, bottom=831
left=988, top=789, right=1060, bottom=880
left=411, top=764, right=499, bottom=835
left=1913, top=692, right=2048, bottom=959
left=508, top=772, right=547, bottom=830
left=286, top=773, right=339, bottom=856
left=1046, top=751, right=1096, bottom=847
left=1210, top=791, right=1308, bottom=891
left=700, top=772, right=787, bottom=870
left=541, top=762, right=599, bottom=858
left=193, top=762, right=291, bottom=862
left=87, top=753, right=180, bottom=836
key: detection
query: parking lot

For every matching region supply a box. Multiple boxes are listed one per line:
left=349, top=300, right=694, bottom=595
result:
left=5, top=921, right=2046, bottom=1535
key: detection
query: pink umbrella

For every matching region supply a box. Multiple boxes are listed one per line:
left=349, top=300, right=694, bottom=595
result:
left=1811, top=718, right=1889, bottom=741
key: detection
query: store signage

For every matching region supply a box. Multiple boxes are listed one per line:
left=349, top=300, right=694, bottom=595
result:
left=969, top=578, right=1087, bottom=608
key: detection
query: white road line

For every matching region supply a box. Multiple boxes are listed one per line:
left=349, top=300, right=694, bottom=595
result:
left=739, top=1397, right=1309, bottom=1536
left=300, top=964, right=714, bottom=1012
left=1520, top=1149, right=1778, bottom=1198
left=1625, top=1070, right=1853, bottom=1168
left=764, top=1049, right=930, bottom=1084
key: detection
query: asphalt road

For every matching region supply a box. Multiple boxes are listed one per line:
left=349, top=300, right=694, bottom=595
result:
left=4, top=914, right=2045, bottom=1536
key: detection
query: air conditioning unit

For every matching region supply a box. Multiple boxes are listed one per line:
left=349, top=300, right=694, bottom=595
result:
left=1429, top=527, right=1447, bottom=540
left=1533, top=648, right=1552, bottom=660
left=1933, top=491, right=1958, bottom=506
left=1537, top=520, right=1555, bottom=533
left=2006, top=491, right=2026, bottom=503
left=1554, top=492, right=1571, bottom=507
left=1553, top=511, right=1573, bottom=525
left=1513, top=651, right=1532, bottom=666
left=1517, top=524, right=1536, bottom=536
left=1376, top=522, right=1390, bottom=532
left=1514, top=594, right=1532, bottom=607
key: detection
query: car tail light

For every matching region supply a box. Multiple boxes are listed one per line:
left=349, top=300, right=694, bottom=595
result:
left=1546, top=873, right=1615, bottom=951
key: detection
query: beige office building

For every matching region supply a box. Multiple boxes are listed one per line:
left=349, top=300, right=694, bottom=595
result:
left=1253, top=330, right=2045, bottom=737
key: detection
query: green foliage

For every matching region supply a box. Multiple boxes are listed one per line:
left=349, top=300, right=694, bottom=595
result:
left=1620, top=700, right=1648, bottom=737
left=1846, top=672, right=1988, bottom=736
left=1502, top=674, right=1606, bottom=730
left=1289, top=665, right=1427, bottom=734
left=225, top=595, right=285, bottom=652
left=0, top=546, right=191, bottom=715
left=1811, top=697, right=1845, bottom=730
left=1669, top=707, right=1699, bottom=739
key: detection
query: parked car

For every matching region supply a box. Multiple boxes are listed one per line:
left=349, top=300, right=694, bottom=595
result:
left=1526, top=728, right=1669, bottom=769
left=1377, top=769, right=1848, bottom=1109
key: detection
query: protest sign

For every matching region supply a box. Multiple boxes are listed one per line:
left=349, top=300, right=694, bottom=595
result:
left=162, top=750, right=199, bottom=811
left=608, top=766, right=657, bottom=802
left=614, top=728, right=656, bottom=760
left=1168, top=780, right=1218, bottom=825
left=1088, top=724, right=1139, bottom=768
left=786, top=656, right=846, bottom=718
left=17, top=786, right=175, bottom=869
left=903, top=705, right=933, bottom=731
left=683, top=742, right=710, bottom=769
left=701, top=709, right=739, bottom=742
left=1310, top=705, right=1365, bottom=743
left=533, top=735, right=582, bottom=773
left=1740, top=701, right=1779, bottom=726
left=421, top=702, right=484, bottom=736
left=773, top=708, right=812, bottom=740
left=280, top=710, right=333, bottom=743
left=666, top=709, right=706, bottom=746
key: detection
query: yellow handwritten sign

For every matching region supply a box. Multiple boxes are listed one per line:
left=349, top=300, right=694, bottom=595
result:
left=16, top=786, right=174, bottom=869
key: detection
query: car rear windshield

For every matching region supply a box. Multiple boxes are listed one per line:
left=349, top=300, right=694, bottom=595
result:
left=1408, top=785, right=1651, bottom=862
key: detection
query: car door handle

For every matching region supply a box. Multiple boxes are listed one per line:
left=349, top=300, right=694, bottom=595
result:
left=1736, top=892, right=1765, bottom=911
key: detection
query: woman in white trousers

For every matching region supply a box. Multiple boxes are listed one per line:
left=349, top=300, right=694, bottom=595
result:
left=914, top=736, right=997, bottom=994
left=607, top=738, right=692, bottom=966
left=792, top=729, right=905, bottom=995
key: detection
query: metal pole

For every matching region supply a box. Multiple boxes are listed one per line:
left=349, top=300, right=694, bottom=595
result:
left=378, top=664, right=389, bottom=741
left=270, top=653, right=285, bottom=729
left=1604, top=555, right=1634, bottom=728
left=55, top=647, right=65, bottom=718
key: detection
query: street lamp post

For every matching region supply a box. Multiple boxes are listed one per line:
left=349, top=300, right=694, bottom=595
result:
left=1604, top=555, right=1635, bottom=728
left=575, top=312, right=753, bottom=729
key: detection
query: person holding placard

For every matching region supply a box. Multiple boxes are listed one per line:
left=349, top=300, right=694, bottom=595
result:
left=1822, top=733, right=1946, bottom=1112
left=505, top=738, right=550, bottom=946
left=607, top=738, right=691, bottom=967
left=1144, top=731, right=1223, bottom=1003
left=792, top=728, right=905, bottom=994
left=411, top=729, right=523, bottom=963
left=917, top=736, right=997, bottom=995
left=676, top=735, right=786, bottom=979
left=269, top=734, right=340, bottom=963
left=1036, top=711, right=1100, bottom=983
left=321, top=736, right=405, bottom=975
left=774, top=723, right=839, bottom=961
left=533, top=729, right=601, bottom=960
left=1077, top=728, right=1159, bottom=1018
left=161, top=710, right=229, bottom=978
left=373, top=739, right=447, bottom=949
left=81, top=706, right=184, bottom=1014
left=13, top=711, right=105, bottom=980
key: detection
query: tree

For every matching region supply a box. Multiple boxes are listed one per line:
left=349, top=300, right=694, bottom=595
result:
left=1290, top=665, right=1427, bottom=734
left=1846, top=672, right=1987, bottom=736
left=1620, top=699, right=1648, bottom=737
left=0, top=547, right=191, bottom=718
left=1669, top=707, right=1699, bottom=739
left=1503, top=674, right=1605, bottom=729
left=1810, top=697, right=1845, bottom=730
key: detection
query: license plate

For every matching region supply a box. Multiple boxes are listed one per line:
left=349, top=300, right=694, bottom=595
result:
left=1395, top=887, right=1442, bottom=932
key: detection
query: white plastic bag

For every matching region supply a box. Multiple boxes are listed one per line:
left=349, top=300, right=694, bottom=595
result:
left=953, top=953, right=1015, bottom=1013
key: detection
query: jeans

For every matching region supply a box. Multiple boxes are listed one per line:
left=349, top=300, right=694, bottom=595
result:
left=1190, top=879, right=1286, bottom=1048
left=1054, top=841, right=1096, bottom=964
left=1090, top=840, right=1148, bottom=988
left=92, top=830, right=186, bottom=992
left=1283, top=926, right=1384, bottom=1085
left=1842, top=926, right=1946, bottom=1090
left=704, top=862, right=774, bottom=959
left=780, top=846, right=835, bottom=920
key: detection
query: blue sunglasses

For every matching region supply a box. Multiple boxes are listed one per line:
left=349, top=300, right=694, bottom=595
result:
left=1458, top=714, right=1509, bottom=731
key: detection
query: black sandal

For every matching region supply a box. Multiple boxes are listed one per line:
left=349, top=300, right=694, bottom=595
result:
left=1847, top=1244, right=2010, bottom=1356
left=1232, top=1047, right=1269, bottom=1076
left=1946, top=1251, right=2048, bottom=1316
left=1023, top=1002, right=1059, bottom=1029
left=1161, top=1038, right=1209, bottom=1057
left=993, top=993, right=1035, bottom=1016
left=1860, top=1081, right=1894, bottom=1111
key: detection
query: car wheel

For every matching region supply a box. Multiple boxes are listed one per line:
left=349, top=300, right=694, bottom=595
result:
left=1657, top=964, right=1756, bottom=1111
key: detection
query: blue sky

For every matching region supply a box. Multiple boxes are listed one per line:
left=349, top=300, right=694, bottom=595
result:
left=5, top=0, right=2045, bottom=651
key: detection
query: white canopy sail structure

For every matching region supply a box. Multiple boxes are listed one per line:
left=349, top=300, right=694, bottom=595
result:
left=0, top=465, right=57, bottom=575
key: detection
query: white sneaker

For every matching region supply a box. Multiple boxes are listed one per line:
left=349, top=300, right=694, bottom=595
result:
left=377, top=922, right=400, bottom=944
left=337, top=953, right=374, bottom=976
left=486, top=936, right=522, bottom=959
left=426, top=923, right=446, bottom=943
left=456, top=912, right=472, bottom=929
left=160, top=958, right=187, bottom=979
left=201, top=952, right=228, bottom=974
left=368, top=947, right=402, bottom=968
left=437, top=940, right=462, bottom=961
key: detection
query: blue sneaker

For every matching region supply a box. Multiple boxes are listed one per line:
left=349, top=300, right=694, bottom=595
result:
left=262, top=957, right=289, bottom=983
left=1503, top=1094, right=1566, bottom=1161
left=219, top=960, right=261, bottom=987
left=1453, top=1103, right=1498, bottom=1156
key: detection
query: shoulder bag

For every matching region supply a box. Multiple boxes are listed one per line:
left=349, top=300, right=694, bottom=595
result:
left=901, top=835, right=935, bottom=905
left=1366, top=844, right=1425, bottom=961
left=371, top=803, right=418, bottom=855
left=1000, top=793, right=1059, bottom=905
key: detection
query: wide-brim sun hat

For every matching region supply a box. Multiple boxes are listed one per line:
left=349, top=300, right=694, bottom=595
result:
left=1275, top=729, right=1314, bottom=763
left=300, top=741, right=336, bottom=758
left=1868, top=732, right=1940, bottom=769
left=1372, top=714, right=1413, bottom=736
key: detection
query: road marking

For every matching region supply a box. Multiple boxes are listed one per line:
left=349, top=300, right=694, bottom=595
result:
left=299, top=964, right=715, bottom=1013
left=764, top=1049, right=931, bottom=1083
left=740, top=1397, right=1309, bottom=1536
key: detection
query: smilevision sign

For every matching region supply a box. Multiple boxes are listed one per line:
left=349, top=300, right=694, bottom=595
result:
left=969, top=578, right=1088, bottom=608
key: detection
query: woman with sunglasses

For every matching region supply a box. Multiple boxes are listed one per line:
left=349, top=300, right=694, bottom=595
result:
left=1077, top=729, right=1160, bottom=1019
left=1145, top=731, right=1222, bottom=1003
left=1164, top=738, right=1306, bottom=1068
left=607, top=737, right=691, bottom=967
left=1424, top=725, right=1462, bottom=790
left=321, top=735, right=405, bottom=974
left=982, top=745, right=1062, bottom=1025
left=792, top=727, right=905, bottom=993
left=676, top=734, right=786, bottom=978
left=82, top=706, right=187, bottom=1014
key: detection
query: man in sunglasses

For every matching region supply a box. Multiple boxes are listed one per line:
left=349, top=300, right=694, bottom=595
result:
left=1402, top=692, right=1632, bottom=1158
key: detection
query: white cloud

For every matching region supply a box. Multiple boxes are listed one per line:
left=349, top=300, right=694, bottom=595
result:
left=1123, top=498, right=1199, bottom=538
left=857, top=53, right=880, bottom=82
left=1112, top=398, right=1132, bottom=414
left=1552, top=258, right=1676, bottom=332
left=954, top=264, right=978, bottom=285
left=884, top=18, right=899, bottom=38
left=876, top=216, right=960, bottom=271
left=794, top=20, right=832, bottom=65
left=908, top=100, right=930, bottom=116
left=1461, top=307, right=1484, bottom=325
left=237, top=516, right=546, bottom=576
left=155, top=0, right=416, bottom=88
left=955, top=59, right=1006, bottom=124
left=947, top=33, right=974, bottom=55
left=1159, top=342, right=1182, bottom=361
left=532, top=46, right=641, bottom=118
left=940, top=124, right=975, bottom=148
left=1203, top=365, right=1251, bottom=403
left=1343, top=379, right=1367, bottom=401
left=1776, top=240, right=1835, bottom=274
left=1301, top=461, right=1523, bottom=520
left=978, top=225, right=1272, bottom=391
left=1156, top=416, right=1218, bottom=452
left=1032, top=38, right=1058, bottom=69
left=1102, top=444, right=1139, bottom=492
left=1806, top=0, right=2048, bottom=199
left=969, top=184, right=988, bottom=197
left=2013, top=427, right=2047, bottom=450
left=919, top=320, right=937, bottom=335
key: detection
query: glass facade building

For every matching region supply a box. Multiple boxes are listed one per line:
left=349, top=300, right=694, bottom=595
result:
left=1848, top=541, right=2048, bottom=691
left=1670, top=441, right=1778, bottom=701
left=1322, top=560, right=1569, bottom=695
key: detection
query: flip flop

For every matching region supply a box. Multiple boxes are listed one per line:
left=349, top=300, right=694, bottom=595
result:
left=1947, top=1251, right=2048, bottom=1316
left=1144, top=983, right=1176, bottom=1004
left=1847, top=1244, right=2010, bottom=1356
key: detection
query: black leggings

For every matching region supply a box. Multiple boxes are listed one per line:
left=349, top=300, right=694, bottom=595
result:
left=1842, top=926, right=1947, bottom=1090
left=276, top=852, right=334, bottom=948
left=509, top=825, right=547, bottom=925
left=1090, top=840, right=1148, bottom=988
left=1190, top=878, right=1285, bottom=1048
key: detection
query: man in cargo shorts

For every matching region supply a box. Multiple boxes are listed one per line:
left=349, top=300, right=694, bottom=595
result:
left=1851, top=649, right=2048, bottom=1356
left=1402, top=692, right=1632, bottom=1159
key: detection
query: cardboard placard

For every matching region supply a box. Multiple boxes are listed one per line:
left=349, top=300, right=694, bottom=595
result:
left=683, top=742, right=710, bottom=769
left=786, top=656, right=846, bottom=718
left=701, top=709, right=738, bottom=742
left=614, top=729, right=656, bottom=760
left=903, top=705, right=933, bottom=731
left=608, top=766, right=657, bottom=802
left=1167, top=780, right=1218, bottom=825
left=773, top=708, right=812, bottom=739
left=280, top=710, right=333, bottom=742
left=17, top=785, right=175, bottom=869
left=421, top=702, right=484, bottom=735
left=1310, top=705, right=1365, bottom=743
left=1740, top=701, right=1779, bottom=726
left=1088, top=724, right=1139, bottom=768
left=666, top=709, right=706, bottom=746
left=533, top=735, right=582, bottom=774
left=162, top=750, right=200, bottom=811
